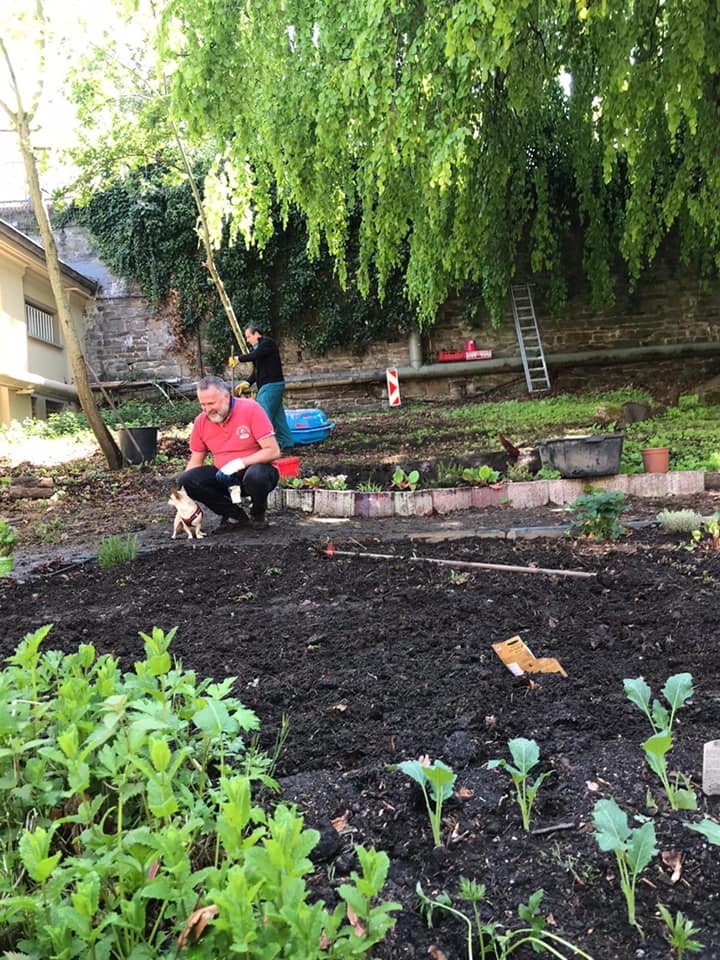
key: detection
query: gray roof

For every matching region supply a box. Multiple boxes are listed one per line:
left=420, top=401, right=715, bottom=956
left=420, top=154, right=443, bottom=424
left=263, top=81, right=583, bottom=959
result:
left=0, top=217, right=98, bottom=296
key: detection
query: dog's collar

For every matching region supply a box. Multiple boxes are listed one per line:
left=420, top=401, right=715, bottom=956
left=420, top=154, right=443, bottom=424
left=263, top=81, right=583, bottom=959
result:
left=181, top=505, right=203, bottom=527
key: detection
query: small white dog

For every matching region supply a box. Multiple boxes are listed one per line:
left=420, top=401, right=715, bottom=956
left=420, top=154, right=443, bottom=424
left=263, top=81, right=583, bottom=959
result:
left=168, top=487, right=206, bottom=540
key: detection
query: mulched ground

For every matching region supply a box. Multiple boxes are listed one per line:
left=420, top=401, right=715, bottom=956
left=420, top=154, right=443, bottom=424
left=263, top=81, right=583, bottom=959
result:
left=2, top=512, right=720, bottom=959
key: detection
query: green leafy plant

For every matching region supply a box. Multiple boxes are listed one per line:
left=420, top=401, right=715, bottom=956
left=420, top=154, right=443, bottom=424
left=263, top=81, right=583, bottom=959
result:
left=416, top=882, right=594, bottom=960
left=461, top=465, right=500, bottom=485
left=97, top=532, right=139, bottom=568
left=31, top=516, right=66, bottom=544
left=624, top=673, right=697, bottom=810
left=321, top=473, right=348, bottom=490
left=391, top=467, right=420, bottom=491
left=393, top=757, right=456, bottom=847
left=449, top=569, right=470, bottom=586
left=693, top=511, right=720, bottom=551
left=0, top=518, right=15, bottom=575
left=285, top=474, right=322, bottom=488
left=592, top=797, right=658, bottom=935
left=566, top=490, right=629, bottom=541
left=504, top=462, right=533, bottom=482
left=487, top=738, right=553, bottom=831
left=534, top=466, right=563, bottom=479
left=686, top=817, right=720, bottom=845
left=656, top=509, right=704, bottom=533
left=656, top=904, right=704, bottom=959
left=435, top=461, right=465, bottom=485
left=0, top=625, right=400, bottom=958
left=357, top=479, right=383, bottom=492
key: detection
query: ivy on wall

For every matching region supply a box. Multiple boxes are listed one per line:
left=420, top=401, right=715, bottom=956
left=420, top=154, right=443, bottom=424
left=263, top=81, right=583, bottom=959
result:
left=60, top=165, right=416, bottom=371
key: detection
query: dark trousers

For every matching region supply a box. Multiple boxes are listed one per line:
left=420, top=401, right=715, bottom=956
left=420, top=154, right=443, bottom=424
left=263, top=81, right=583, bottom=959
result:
left=178, top=464, right=279, bottom=518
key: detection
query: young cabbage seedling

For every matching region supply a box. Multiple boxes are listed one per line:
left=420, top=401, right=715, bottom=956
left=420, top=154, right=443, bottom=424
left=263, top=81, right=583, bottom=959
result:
left=394, top=758, right=456, bottom=847
left=686, top=817, right=720, bottom=846
left=487, top=737, right=552, bottom=831
left=416, top=882, right=595, bottom=960
left=624, top=673, right=696, bottom=810
left=592, top=797, right=658, bottom=936
left=657, top=904, right=704, bottom=959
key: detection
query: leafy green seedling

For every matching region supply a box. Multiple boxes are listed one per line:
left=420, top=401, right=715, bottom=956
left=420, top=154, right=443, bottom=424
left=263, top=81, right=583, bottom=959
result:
left=624, top=673, right=693, bottom=734
left=624, top=674, right=696, bottom=810
left=686, top=817, right=720, bottom=846
left=321, top=473, right=348, bottom=490
left=391, top=467, right=420, bottom=491
left=393, top=758, right=456, bottom=846
left=641, top=730, right=696, bottom=811
left=0, top=518, right=15, bottom=575
left=357, top=480, right=383, bottom=492
left=487, top=737, right=552, bottom=831
left=566, top=489, right=629, bottom=541
left=592, top=797, right=658, bottom=935
left=97, top=532, right=138, bottom=568
left=417, top=882, right=594, bottom=960
left=461, top=465, right=500, bottom=485
left=657, top=904, right=704, bottom=959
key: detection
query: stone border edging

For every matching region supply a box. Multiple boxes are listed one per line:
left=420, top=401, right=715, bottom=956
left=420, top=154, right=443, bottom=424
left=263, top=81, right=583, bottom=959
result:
left=270, top=471, right=706, bottom=519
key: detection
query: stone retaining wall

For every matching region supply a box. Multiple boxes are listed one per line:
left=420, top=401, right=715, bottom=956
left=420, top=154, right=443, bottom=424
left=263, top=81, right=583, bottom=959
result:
left=268, top=471, right=706, bottom=518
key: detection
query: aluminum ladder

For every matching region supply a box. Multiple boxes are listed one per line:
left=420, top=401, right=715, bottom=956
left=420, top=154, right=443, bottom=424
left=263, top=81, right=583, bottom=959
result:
left=511, top=283, right=551, bottom=394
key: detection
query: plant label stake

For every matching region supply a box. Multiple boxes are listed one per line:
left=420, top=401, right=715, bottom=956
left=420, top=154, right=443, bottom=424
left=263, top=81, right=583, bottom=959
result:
left=702, top=740, right=720, bottom=795
left=493, top=635, right=567, bottom=678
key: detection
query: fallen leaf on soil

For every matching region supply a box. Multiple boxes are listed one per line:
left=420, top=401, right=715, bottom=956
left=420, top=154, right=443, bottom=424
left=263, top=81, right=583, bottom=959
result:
left=585, top=780, right=600, bottom=791
left=661, top=849, right=683, bottom=883
left=332, top=812, right=350, bottom=832
left=456, top=786, right=474, bottom=798
left=330, top=702, right=347, bottom=712
left=346, top=904, right=367, bottom=937
left=428, top=947, right=449, bottom=960
left=177, top=904, right=219, bottom=949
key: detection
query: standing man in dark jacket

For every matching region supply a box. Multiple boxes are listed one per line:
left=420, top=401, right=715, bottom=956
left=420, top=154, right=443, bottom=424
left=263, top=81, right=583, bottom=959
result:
left=236, top=324, right=295, bottom=451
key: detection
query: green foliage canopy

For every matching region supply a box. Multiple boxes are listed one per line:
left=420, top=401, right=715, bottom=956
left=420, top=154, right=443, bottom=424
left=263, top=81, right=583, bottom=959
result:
left=158, top=0, right=720, bottom=325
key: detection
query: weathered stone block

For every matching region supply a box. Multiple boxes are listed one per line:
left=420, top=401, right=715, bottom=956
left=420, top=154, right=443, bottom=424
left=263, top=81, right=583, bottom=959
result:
left=392, top=490, right=434, bottom=517
left=355, top=491, right=394, bottom=518
left=284, top=489, right=315, bottom=512
left=314, top=489, right=356, bottom=517
left=431, top=488, right=473, bottom=514
left=504, top=480, right=549, bottom=509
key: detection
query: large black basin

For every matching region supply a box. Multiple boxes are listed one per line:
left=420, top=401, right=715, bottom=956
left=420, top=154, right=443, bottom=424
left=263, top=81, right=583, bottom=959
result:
left=537, top=433, right=624, bottom=478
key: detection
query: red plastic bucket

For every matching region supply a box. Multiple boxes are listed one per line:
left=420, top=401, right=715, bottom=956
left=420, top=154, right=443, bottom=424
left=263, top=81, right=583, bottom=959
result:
left=273, top=456, right=301, bottom=479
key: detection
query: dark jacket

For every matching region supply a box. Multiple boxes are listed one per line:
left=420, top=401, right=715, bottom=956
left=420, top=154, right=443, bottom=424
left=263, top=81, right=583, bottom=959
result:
left=236, top=336, right=285, bottom=390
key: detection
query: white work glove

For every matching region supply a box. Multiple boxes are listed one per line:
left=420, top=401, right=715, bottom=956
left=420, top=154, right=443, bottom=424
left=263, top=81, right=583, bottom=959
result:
left=216, top=458, right=246, bottom=482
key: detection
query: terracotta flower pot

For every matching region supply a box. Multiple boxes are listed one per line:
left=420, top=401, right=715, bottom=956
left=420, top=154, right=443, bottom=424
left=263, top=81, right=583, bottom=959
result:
left=641, top=447, right=669, bottom=473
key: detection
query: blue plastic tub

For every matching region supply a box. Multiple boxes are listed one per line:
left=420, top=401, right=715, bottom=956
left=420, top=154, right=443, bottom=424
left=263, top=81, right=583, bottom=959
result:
left=285, top=408, right=335, bottom=445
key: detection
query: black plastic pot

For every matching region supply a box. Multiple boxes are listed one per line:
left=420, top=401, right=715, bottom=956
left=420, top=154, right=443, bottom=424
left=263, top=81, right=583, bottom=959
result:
left=537, top=433, right=624, bottom=478
left=118, top=427, right=158, bottom=465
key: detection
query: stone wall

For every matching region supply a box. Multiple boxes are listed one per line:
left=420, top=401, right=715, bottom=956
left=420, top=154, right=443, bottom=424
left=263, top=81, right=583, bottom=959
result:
left=3, top=202, right=720, bottom=401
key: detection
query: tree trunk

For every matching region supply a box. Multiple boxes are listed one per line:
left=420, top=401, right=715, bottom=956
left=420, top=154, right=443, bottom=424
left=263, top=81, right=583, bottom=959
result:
left=8, top=102, right=123, bottom=469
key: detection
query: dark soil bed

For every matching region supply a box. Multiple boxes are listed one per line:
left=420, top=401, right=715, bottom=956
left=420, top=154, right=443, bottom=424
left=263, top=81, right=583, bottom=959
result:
left=2, top=524, right=720, bottom=959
